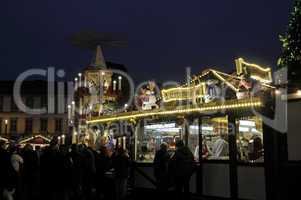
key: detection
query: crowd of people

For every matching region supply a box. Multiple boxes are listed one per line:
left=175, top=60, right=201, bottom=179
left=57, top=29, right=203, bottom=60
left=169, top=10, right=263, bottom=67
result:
left=0, top=138, right=197, bottom=200
left=0, top=139, right=130, bottom=200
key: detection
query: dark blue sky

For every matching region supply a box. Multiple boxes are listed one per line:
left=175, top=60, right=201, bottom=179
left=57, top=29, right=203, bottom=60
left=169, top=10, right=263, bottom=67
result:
left=0, top=0, right=292, bottom=83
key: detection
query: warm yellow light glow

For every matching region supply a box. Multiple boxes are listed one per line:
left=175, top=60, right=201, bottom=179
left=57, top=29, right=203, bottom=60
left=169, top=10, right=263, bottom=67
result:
left=250, top=75, right=272, bottom=83
left=162, top=69, right=242, bottom=103
left=87, top=99, right=262, bottom=124
left=297, top=90, right=301, bottom=96
left=161, top=83, right=206, bottom=102
left=211, top=70, right=239, bottom=92
left=19, top=135, right=51, bottom=144
left=238, top=58, right=271, bottom=72
left=236, top=58, right=272, bottom=83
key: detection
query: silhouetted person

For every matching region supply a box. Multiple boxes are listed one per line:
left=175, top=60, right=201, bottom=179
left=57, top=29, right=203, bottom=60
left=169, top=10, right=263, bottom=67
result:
left=154, top=142, right=170, bottom=198
left=69, top=144, right=84, bottom=200
left=22, top=144, right=39, bottom=200
left=40, top=139, right=60, bottom=200
left=169, top=140, right=195, bottom=200
left=57, top=144, right=73, bottom=200
left=112, top=146, right=130, bottom=200
left=9, top=144, right=24, bottom=200
left=81, top=145, right=96, bottom=200
left=95, top=145, right=112, bottom=200
left=0, top=141, right=16, bottom=200
left=0, top=141, right=8, bottom=195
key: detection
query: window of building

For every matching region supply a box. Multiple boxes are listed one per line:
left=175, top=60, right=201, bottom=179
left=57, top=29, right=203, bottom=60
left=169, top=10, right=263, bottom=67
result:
left=40, top=118, right=48, bottom=132
left=236, top=116, right=263, bottom=163
left=55, top=118, right=63, bottom=132
left=0, top=96, right=3, bottom=112
left=26, top=96, right=34, bottom=109
left=10, top=118, right=18, bottom=132
left=25, top=118, right=33, bottom=133
left=41, top=96, right=47, bottom=109
left=0, top=118, right=2, bottom=134
left=136, top=120, right=183, bottom=162
left=201, top=116, right=229, bottom=160
left=11, top=97, right=18, bottom=112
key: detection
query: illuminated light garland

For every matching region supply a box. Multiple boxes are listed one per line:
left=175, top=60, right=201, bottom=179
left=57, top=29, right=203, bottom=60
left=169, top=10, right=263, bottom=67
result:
left=238, top=58, right=271, bottom=72
left=0, top=137, right=9, bottom=142
left=162, top=62, right=273, bottom=104
left=19, top=134, right=51, bottom=144
left=236, top=58, right=272, bottom=83
left=162, top=69, right=243, bottom=103
left=211, top=70, right=239, bottom=92
left=87, top=99, right=262, bottom=124
left=161, top=83, right=206, bottom=102
left=250, top=75, right=272, bottom=84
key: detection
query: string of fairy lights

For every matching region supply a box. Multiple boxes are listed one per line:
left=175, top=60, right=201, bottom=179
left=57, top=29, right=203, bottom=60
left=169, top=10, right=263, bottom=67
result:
left=87, top=98, right=262, bottom=124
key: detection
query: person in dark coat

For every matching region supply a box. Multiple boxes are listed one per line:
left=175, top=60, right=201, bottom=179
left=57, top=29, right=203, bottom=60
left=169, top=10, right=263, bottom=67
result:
left=169, top=140, right=195, bottom=200
left=153, top=142, right=170, bottom=198
left=0, top=141, right=14, bottom=199
left=69, top=144, right=84, bottom=200
left=0, top=141, right=8, bottom=193
left=22, top=144, right=39, bottom=200
left=40, top=139, right=61, bottom=200
left=112, top=146, right=130, bottom=200
left=81, top=145, right=96, bottom=200
left=57, top=144, right=74, bottom=200
left=95, top=145, right=112, bottom=200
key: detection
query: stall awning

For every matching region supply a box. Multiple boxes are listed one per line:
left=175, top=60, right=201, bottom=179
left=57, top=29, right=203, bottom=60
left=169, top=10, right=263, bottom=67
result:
left=19, top=135, right=51, bottom=144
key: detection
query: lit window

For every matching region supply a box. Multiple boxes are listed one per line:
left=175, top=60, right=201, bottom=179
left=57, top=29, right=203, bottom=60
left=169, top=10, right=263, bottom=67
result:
left=136, top=120, right=183, bottom=162
left=200, top=116, right=229, bottom=160
left=236, top=116, right=263, bottom=162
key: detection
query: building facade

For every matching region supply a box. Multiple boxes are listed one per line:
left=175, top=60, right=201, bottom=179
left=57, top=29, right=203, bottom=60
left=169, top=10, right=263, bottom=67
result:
left=0, top=80, right=69, bottom=141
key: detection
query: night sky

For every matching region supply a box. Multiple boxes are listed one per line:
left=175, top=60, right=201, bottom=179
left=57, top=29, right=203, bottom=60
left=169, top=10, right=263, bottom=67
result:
left=0, top=0, right=292, bottom=84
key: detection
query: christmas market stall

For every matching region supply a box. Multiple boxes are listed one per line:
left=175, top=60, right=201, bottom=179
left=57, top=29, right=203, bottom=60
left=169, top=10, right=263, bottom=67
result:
left=18, top=135, right=51, bottom=150
left=85, top=57, right=277, bottom=200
